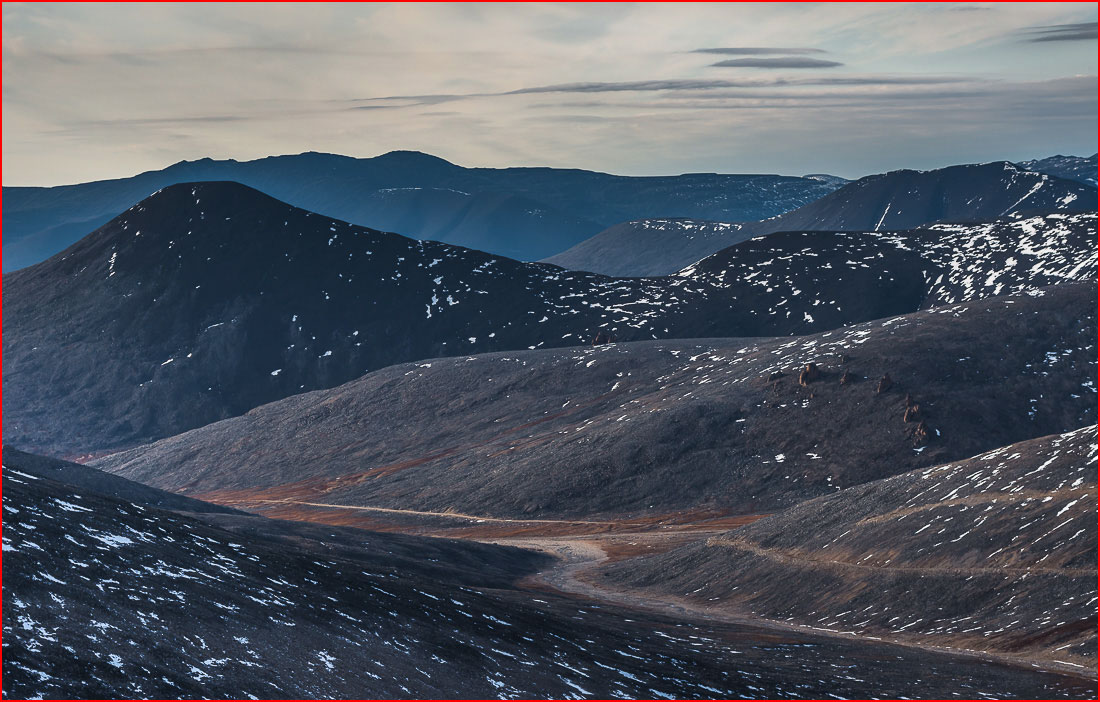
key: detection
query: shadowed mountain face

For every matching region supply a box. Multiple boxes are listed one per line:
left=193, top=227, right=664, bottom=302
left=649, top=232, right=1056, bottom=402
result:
left=544, top=162, right=1098, bottom=276
left=95, top=284, right=1096, bottom=521
left=1, top=150, right=844, bottom=270
left=10, top=452, right=1090, bottom=699
left=1018, top=154, right=1098, bottom=186
left=599, top=426, right=1098, bottom=667
left=3, top=181, right=1095, bottom=456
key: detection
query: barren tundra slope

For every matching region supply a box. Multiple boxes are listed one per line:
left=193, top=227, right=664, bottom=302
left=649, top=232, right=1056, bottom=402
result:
left=96, top=283, right=1096, bottom=520
left=3, top=179, right=1095, bottom=456
left=597, top=427, right=1099, bottom=668
left=10, top=453, right=1091, bottom=699
left=544, top=162, right=1098, bottom=276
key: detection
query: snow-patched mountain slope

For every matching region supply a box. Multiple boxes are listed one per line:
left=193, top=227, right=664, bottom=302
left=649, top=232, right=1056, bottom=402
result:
left=1018, top=154, right=1098, bottom=186
left=97, top=283, right=1095, bottom=521
left=685, top=213, right=1099, bottom=309
left=600, top=426, right=1098, bottom=667
left=9, top=453, right=1087, bottom=699
left=3, top=181, right=1095, bottom=455
left=769, top=162, right=1095, bottom=232
left=544, top=162, right=1097, bottom=276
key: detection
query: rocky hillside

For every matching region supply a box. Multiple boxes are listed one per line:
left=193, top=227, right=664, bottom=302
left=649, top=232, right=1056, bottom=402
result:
left=599, top=426, right=1098, bottom=668
left=95, top=283, right=1095, bottom=521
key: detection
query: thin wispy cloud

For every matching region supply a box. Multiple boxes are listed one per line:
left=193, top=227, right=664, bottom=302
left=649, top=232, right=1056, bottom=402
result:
left=1021, top=21, right=1097, bottom=43
left=693, top=47, right=827, bottom=55
left=710, top=57, right=843, bottom=69
left=349, top=94, right=469, bottom=109
left=352, top=75, right=976, bottom=105
left=507, top=79, right=784, bottom=95
left=506, top=75, right=976, bottom=92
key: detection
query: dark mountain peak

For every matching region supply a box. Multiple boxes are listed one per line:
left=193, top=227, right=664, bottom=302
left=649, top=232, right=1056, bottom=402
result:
left=359, top=150, right=462, bottom=176
left=788, top=159, right=1094, bottom=229
left=802, top=173, right=849, bottom=187
left=256, top=151, right=361, bottom=168
left=107, top=181, right=297, bottom=241
left=973, top=159, right=1022, bottom=171
left=168, top=156, right=215, bottom=167
left=980, top=159, right=1041, bottom=176
left=857, top=159, right=1092, bottom=188
left=833, top=161, right=1009, bottom=192
left=372, top=149, right=458, bottom=166
left=143, top=179, right=283, bottom=206
left=860, top=160, right=1023, bottom=183
left=1026, top=153, right=1097, bottom=161
left=296, top=150, right=351, bottom=158
left=165, top=156, right=219, bottom=167
left=140, top=157, right=231, bottom=184
left=161, top=156, right=237, bottom=174
left=29, top=180, right=406, bottom=287
left=364, top=150, right=462, bottom=179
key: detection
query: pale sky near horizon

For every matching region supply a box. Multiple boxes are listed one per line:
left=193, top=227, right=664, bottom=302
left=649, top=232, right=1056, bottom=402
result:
left=2, top=2, right=1097, bottom=186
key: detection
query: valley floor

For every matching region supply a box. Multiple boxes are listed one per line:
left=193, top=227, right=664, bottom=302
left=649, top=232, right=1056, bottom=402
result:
left=205, top=494, right=1098, bottom=686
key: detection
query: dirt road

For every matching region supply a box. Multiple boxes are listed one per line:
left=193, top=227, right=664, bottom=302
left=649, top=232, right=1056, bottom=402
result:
left=205, top=495, right=1096, bottom=680
left=483, top=532, right=1098, bottom=681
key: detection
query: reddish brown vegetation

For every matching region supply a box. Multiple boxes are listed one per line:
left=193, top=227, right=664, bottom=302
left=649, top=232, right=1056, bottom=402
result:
left=876, top=373, right=893, bottom=393
left=798, top=363, right=821, bottom=386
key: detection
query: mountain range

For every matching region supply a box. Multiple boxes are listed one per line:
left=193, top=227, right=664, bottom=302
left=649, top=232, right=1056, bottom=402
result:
left=4, top=179, right=1094, bottom=456
left=3, top=146, right=1097, bottom=699
left=544, top=162, right=1097, bottom=276
left=1, top=150, right=845, bottom=271
left=6, top=151, right=1094, bottom=275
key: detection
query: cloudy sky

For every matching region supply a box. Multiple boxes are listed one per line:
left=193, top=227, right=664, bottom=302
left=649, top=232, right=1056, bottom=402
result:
left=3, top=2, right=1096, bottom=185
